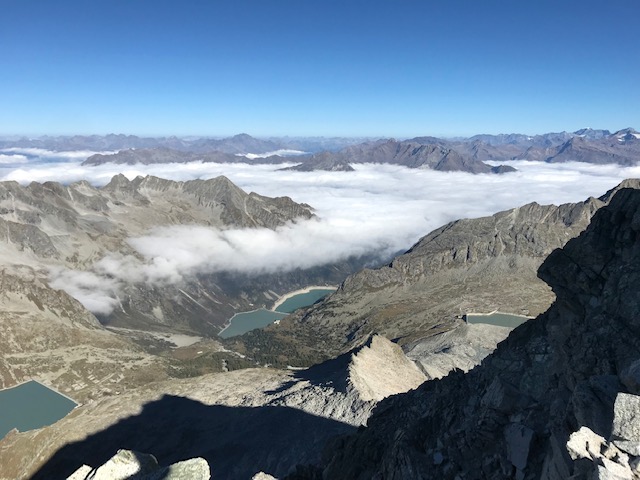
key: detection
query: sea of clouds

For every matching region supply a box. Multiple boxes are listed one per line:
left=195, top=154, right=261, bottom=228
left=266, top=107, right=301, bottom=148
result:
left=2, top=147, right=639, bottom=314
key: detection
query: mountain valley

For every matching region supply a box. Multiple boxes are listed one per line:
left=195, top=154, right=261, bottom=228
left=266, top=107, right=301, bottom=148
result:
left=0, top=136, right=639, bottom=479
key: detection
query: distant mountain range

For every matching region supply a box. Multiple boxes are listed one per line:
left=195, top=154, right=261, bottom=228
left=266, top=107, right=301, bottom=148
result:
left=0, top=133, right=368, bottom=155
left=5, top=128, right=636, bottom=174
left=283, top=139, right=517, bottom=173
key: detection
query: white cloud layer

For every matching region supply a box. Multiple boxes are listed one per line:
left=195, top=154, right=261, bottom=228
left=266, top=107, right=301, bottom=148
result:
left=0, top=154, right=28, bottom=164
left=240, top=149, right=307, bottom=159
left=0, top=147, right=115, bottom=161
left=2, top=155, right=638, bottom=314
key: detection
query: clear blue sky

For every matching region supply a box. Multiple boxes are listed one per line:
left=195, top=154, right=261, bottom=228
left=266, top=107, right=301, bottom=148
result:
left=1, top=0, right=638, bottom=137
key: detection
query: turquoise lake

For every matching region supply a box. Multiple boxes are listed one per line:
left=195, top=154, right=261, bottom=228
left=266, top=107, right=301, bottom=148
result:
left=466, top=312, right=530, bottom=328
left=0, top=380, right=77, bottom=439
left=274, top=288, right=335, bottom=313
left=219, top=288, right=335, bottom=339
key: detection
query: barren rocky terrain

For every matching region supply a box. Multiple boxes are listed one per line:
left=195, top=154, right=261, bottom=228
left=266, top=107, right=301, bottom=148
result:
left=0, top=336, right=425, bottom=479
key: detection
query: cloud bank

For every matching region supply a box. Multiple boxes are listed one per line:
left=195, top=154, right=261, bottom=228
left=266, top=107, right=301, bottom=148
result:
left=2, top=155, right=638, bottom=314
left=240, top=149, right=307, bottom=159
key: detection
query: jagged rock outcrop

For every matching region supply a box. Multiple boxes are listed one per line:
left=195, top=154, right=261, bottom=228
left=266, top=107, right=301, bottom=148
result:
left=67, top=449, right=210, bottom=479
left=293, top=188, right=640, bottom=479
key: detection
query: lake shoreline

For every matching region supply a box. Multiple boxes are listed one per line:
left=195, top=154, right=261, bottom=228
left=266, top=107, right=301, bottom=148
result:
left=0, top=379, right=79, bottom=405
left=271, top=285, right=337, bottom=311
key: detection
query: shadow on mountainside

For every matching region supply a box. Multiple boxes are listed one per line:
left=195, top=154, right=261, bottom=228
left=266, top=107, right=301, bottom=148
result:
left=31, top=394, right=355, bottom=479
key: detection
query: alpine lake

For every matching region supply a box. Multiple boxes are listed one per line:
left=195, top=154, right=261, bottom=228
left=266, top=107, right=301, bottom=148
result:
left=219, top=288, right=336, bottom=339
left=0, top=380, right=78, bottom=440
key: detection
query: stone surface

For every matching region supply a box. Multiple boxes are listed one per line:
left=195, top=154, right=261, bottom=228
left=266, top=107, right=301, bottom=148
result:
left=66, top=449, right=210, bottom=479
left=613, top=393, right=640, bottom=452
left=348, top=335, right=426, bottom=402
left=405, top=323, right=513, bottom=380
left=252, top=473, right=278, bottom=480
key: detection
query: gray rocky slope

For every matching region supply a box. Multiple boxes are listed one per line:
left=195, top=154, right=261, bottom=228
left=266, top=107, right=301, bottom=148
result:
left=0, top=266, right=169, bottom=402
left=230, top=181, right=640, bottom=367
left=0, top=336, right=425, bottom=479
left=289, top=187, right=640, bottom=480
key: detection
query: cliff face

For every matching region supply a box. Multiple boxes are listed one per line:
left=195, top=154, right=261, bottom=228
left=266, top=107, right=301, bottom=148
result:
left=308, top=188, right=640, bottom=479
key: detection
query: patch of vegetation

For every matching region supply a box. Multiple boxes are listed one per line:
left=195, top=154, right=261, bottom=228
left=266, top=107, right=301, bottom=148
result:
left=167, top=351, right=256, bottom=379
left=224, top=328, right=330, bottom=368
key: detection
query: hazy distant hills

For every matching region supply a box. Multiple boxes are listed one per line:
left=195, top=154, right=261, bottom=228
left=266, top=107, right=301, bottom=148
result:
left=545, top=128, right=640, bottom=165
left=82, top=147, right=289, bottom=165
left=449, top=127, right=640, bottom=165
left=84, top=138, right=518, bottom=174
left=0, top=133, right=368, bottom=155
left=5, top=128, right=638, bottom=173
left=69, top=128, right=640, bottom=173
left=284, top=139, right=516, bottom=173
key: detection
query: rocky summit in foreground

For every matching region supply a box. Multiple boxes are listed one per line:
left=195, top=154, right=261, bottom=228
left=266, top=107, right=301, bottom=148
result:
left=290, top=188, right=640, bottom=479
left=0, top=336, right=424, bottom=479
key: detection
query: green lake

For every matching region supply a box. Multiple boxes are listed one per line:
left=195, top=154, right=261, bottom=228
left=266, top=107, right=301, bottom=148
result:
left=0, top=380, right=77, bottom=439
left=219, top=288, right=335, bottom=339
left=465, top=312, right=530, bottom=328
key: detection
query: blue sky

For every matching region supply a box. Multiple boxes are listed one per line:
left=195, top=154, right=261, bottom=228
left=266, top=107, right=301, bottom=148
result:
left=1, top=0, right=638, bottom=137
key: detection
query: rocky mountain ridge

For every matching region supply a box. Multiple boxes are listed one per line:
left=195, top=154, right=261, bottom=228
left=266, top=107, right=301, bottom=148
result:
left=75, top=127, right=639, bottom=173
left=6, top=184, right=640, bottom=480
left=230, top=182, right=640, bottom=367
left=284, top=139, right=516, bottom=174
left=0, top=174, right=361, bottom=405
left=0, top=174, right=327, bottom=336
left=295, top=186, right=640, bottom=479
left=82, top=147, right=290, bottom=166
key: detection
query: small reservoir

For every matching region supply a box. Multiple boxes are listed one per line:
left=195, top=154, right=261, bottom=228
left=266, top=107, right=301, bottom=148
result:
left=219, top=309, right=287, bottom=339
left=220, top=287, right=336, bottom=339
left=0, top=380, right=77, bottom=439
left=274, top=288, right=335, bottom=313
left=465, top=312, right=530, bottom=328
